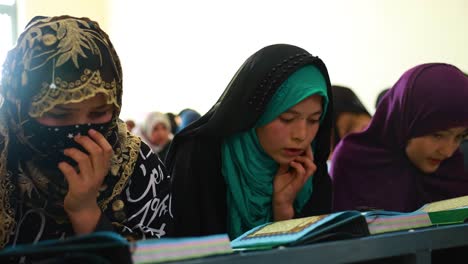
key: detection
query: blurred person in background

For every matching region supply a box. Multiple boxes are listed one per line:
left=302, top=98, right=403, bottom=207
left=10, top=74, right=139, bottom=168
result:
left=166, top=112, right=178, bottom=135
left=175, top=108, right=201, bottom=133
left=125, top=119, right=136, bottom=132
left=375, top=88, right=390, bottom=110
left=138, top=112, right=172, bottom=161
left=330, top=85, right=371, bottom=160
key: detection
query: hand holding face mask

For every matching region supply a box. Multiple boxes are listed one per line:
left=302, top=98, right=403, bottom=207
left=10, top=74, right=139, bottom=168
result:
left=58, top=128, right=114, bottom=234
left=22, top=119, right=117, bottom=234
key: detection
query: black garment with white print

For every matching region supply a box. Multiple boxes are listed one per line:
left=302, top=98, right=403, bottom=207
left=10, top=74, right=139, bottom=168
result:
left=8, top=142, right=173, bottom=247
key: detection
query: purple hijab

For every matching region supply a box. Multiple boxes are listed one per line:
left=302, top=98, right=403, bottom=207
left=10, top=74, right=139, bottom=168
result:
left=331, top=63, right=468, bottom=212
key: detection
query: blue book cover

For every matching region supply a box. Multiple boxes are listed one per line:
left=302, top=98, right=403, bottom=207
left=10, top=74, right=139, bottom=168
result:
left=231, top=211, right=369, bottom=250
left=0, top=231, right=131, bottom=263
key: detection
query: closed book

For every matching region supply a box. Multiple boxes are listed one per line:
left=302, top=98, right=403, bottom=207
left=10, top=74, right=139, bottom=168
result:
left=0, top=231, right=131, bottom=264
left=131, top=233, right=233, bottom=264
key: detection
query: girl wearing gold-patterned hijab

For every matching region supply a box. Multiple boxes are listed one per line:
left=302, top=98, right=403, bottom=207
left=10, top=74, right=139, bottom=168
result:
left=0, top=15, right=173, bottom=249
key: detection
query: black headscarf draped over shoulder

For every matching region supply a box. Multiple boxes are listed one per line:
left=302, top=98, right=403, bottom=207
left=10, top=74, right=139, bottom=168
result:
left=165, top=44, right=334, bottom=237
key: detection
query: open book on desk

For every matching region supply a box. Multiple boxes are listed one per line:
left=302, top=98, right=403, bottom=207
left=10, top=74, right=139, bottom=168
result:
left=231, top=211, right=369, bottom=250
left=231, top=195, right=468, bottom=251
left=364, top=195, right=468, bottom=235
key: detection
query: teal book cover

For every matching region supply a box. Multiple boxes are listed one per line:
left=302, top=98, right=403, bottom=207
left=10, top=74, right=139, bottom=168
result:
left=231, top=211, right=369, bottom=250
left=0, top=231, right=131, bottom=263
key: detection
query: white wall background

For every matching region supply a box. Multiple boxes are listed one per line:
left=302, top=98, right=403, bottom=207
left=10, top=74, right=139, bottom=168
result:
left=16, top=0, right=110, bottom=32
left=9, top=0, right=468, bottom=124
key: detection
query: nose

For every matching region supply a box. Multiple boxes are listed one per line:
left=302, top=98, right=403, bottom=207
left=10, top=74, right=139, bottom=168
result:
left=76, top=115, right=91, bottom=125
left=292, top=119, right=307, bottom=142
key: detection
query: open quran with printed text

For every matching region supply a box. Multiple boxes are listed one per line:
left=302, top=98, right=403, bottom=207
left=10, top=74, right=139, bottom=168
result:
left=231, top=211, right=369, bottom=250
left=363, top=195, right=468, bottom=235
left=232, top=195, right=468, bottom=250
left=2, top=196, right=468, bottom=261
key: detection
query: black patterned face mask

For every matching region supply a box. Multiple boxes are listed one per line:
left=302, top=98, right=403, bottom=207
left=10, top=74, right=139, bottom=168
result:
left=21, top=119, right=119, bottom=167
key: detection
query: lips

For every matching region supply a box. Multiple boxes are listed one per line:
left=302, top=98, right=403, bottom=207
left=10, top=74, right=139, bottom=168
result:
left=283, top=148, right=305, bottom=157
left=428, top=158, right=442, bottom=166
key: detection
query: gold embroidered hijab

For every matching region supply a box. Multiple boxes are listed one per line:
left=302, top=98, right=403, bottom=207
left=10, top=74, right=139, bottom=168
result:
left=0, top=15, right=140, bottom=247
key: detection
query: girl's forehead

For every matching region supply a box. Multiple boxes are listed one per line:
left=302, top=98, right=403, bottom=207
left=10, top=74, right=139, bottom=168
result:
left=288, top=95, right=323, bottom=111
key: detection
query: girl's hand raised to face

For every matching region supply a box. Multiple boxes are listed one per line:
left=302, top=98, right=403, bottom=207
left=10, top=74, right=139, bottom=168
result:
left=58, top=129, right=113, bottom=234
left=273, top=145, right=316, bottom=221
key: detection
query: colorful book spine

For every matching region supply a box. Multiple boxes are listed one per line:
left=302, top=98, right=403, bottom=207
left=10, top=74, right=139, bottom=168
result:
left=131, top=234, right=233, bottom=264
left=365, top=212, right=432, bottom=234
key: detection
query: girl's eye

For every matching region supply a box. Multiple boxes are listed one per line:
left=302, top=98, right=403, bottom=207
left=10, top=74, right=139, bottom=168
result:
left=456, top=134, right=468, bottom=143
left=432, top=133, right=443, bottom=139
left=307, top=119, right=320, bottom=124
left=463, top=133, right=468, bottom=140
left=279, top=117, right=294, bottom=123
left=90, top=111, right=109, bottom=119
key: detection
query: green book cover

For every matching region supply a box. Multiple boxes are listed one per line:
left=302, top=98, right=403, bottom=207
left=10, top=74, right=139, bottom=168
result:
left=428, top=207, right=468, bottom=225
left=364, top=195, right=468, bottom=235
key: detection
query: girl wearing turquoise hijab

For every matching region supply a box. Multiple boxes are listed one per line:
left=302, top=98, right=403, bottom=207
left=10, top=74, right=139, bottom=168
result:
left=166, top=44, right=333, bottom=239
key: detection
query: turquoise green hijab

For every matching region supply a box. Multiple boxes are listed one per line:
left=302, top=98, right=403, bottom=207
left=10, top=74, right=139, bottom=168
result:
left=221, top=65, right=329, bottom=239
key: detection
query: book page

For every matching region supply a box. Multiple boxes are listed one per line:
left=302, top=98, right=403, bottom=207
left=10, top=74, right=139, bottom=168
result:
left=246, top=215, right=327, bottom=238
left=420, top=195, right=468, bottom=212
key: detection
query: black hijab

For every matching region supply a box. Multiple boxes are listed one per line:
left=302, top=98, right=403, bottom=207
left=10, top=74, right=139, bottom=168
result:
left=166, top=44, right=334, bottom=237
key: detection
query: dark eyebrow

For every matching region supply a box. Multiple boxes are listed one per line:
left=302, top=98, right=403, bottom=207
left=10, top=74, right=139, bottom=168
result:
left=92, top=104, right=113, bottom=111
left=54, top=105, right=79, bottom=112
left=53, top=104, right=112, bottom=112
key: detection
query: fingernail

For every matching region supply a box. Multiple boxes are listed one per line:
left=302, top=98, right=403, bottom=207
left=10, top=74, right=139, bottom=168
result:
left=89, top=129, right=96, bottom=135
left=74, top=134, right=81, bottom=140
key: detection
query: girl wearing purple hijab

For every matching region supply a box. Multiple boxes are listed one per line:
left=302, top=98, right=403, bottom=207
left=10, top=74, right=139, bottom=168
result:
left=331, top=63, right=468, bottom=212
